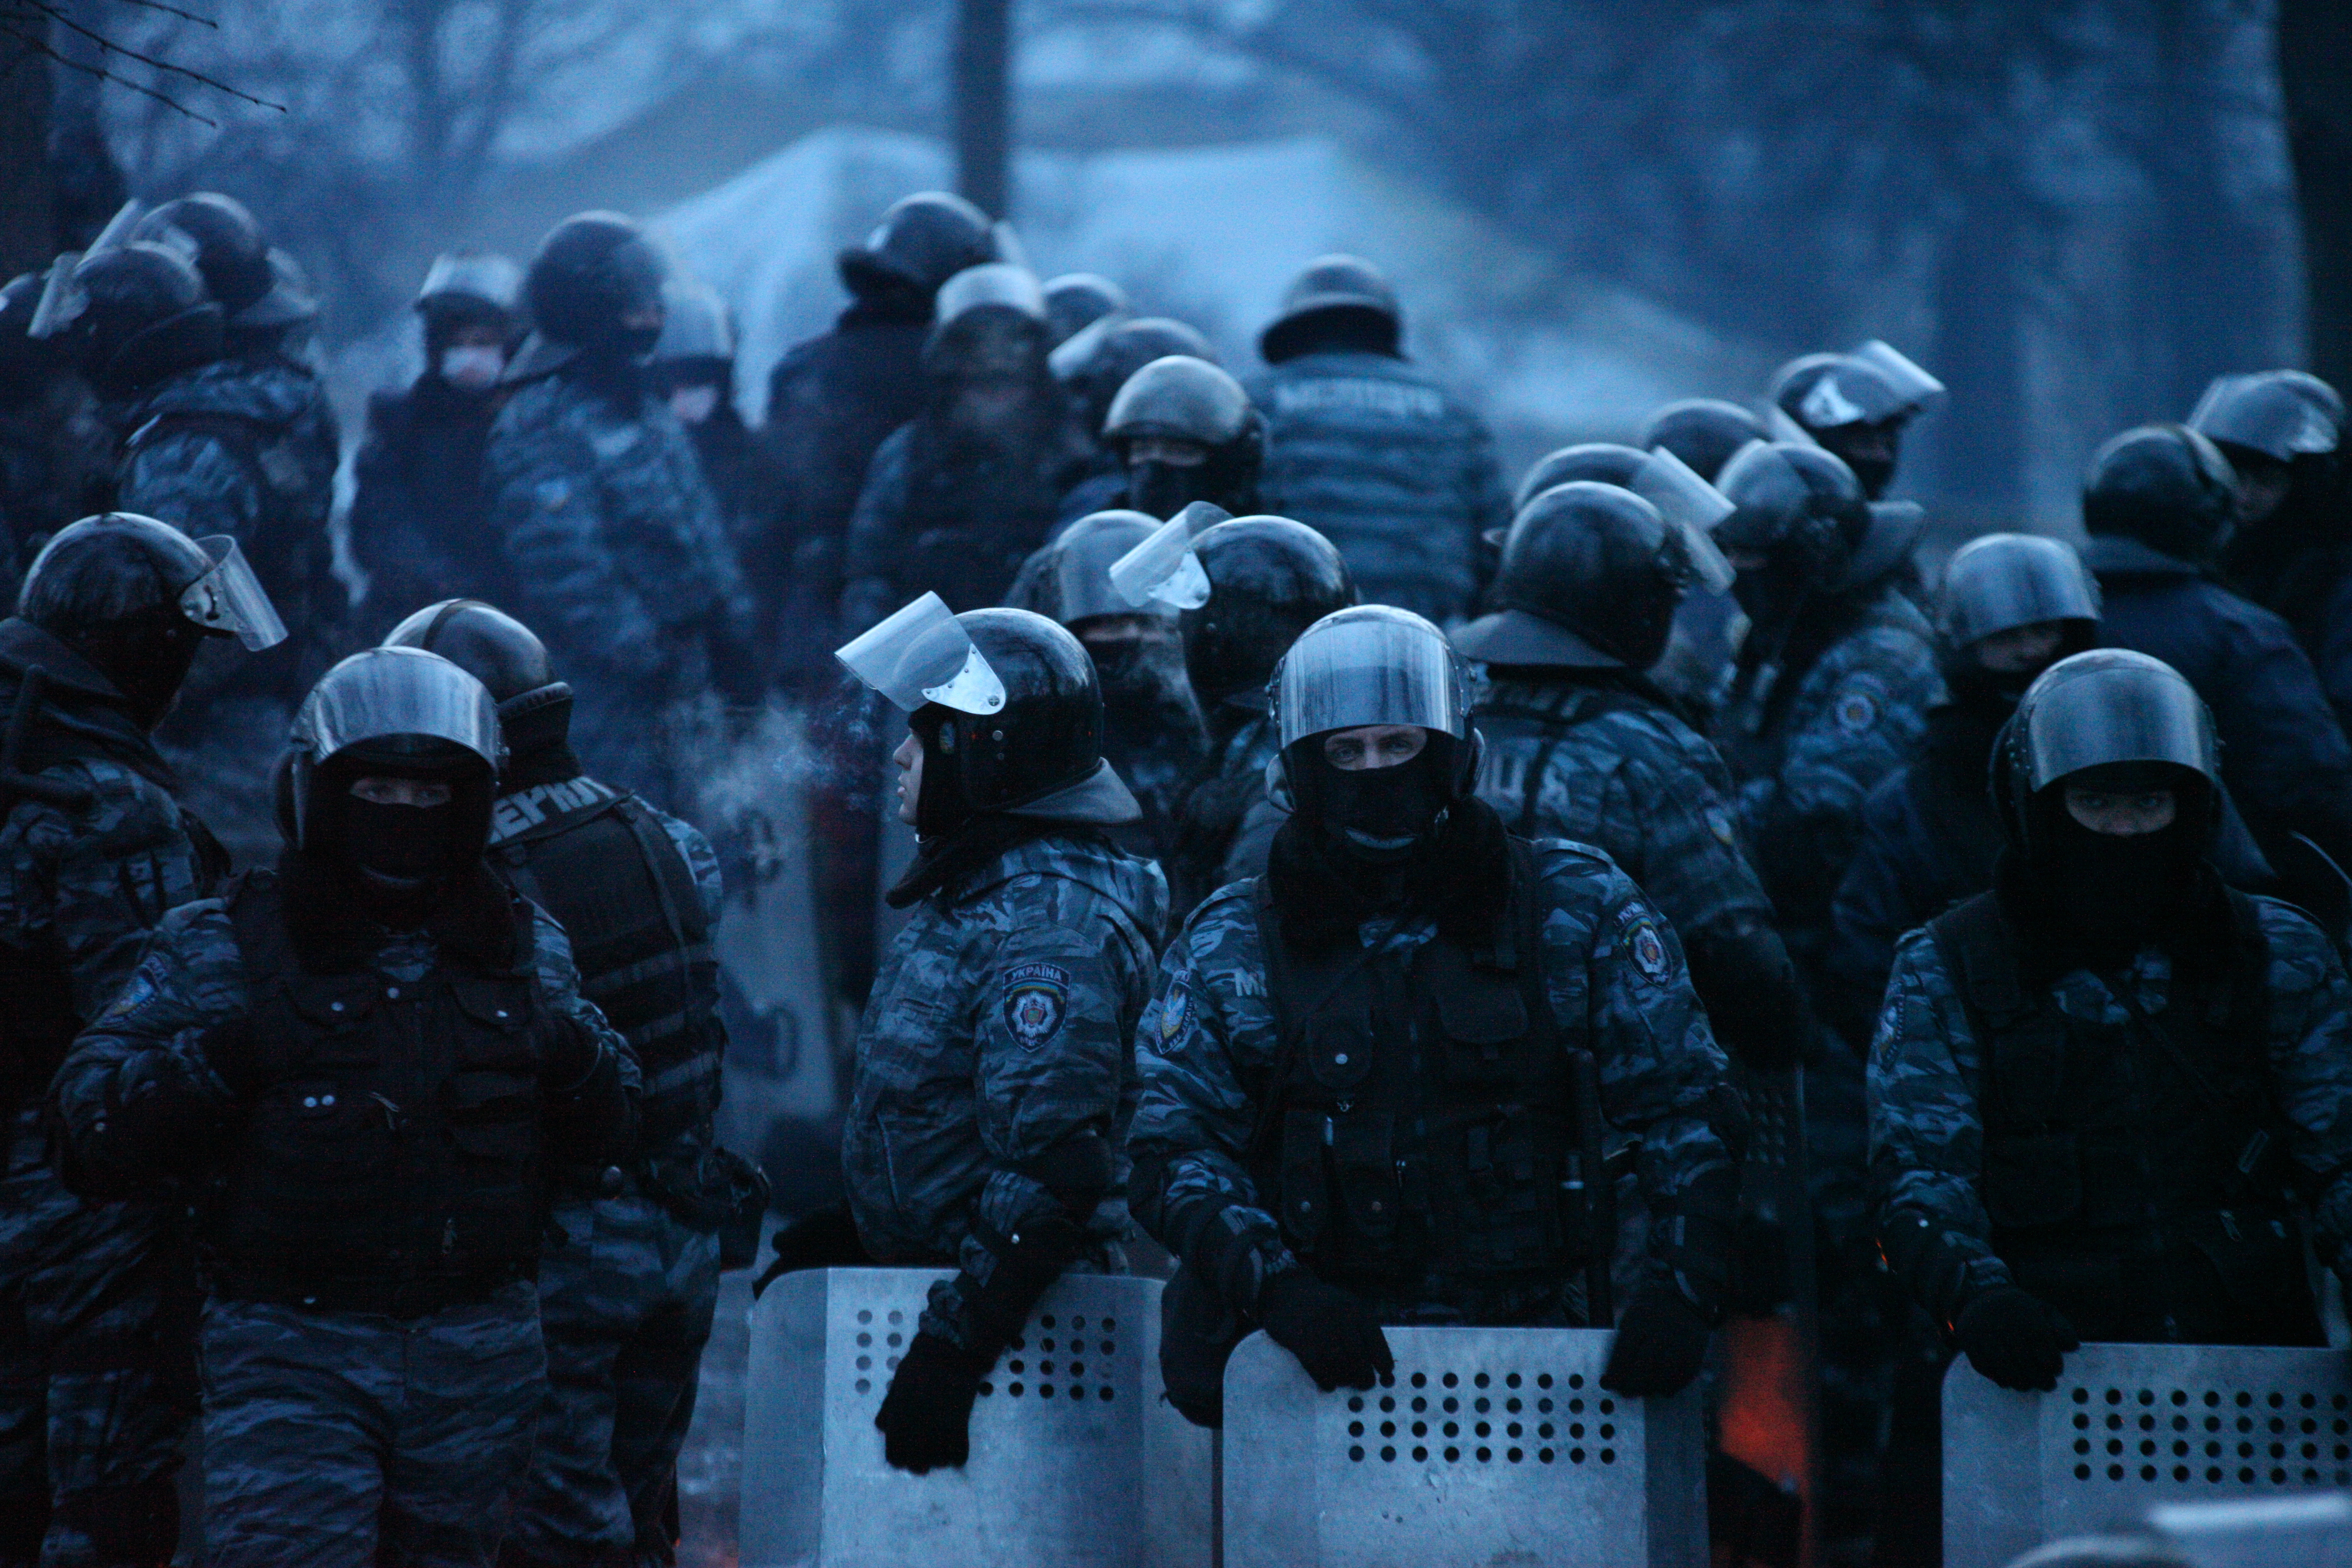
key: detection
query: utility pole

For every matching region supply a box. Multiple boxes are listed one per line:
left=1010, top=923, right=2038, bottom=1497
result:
left=953, top=0, right=1012, bottom=219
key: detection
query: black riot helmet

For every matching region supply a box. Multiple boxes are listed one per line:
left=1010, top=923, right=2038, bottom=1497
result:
left=1054, top=315, right=1217, bottom=440
left=1937, top=533, right=2100, bottom=694
left=1995, top=651, right=2221, bottom=939
left=1639, top=399, right=1766, bottom=483
left=1104, top=355, right=1265, bottom=520
left=1768, top=342, right=1944, bottom=498
left=131, top=193, right=281, bottom=324
left=2080, top=424, right=2242, bottom=568
left=282, top=647, right=505, bottom=896
left=839, top=191, right=998, bottom=307
left=1180, top=516, right=1356, bottom=707
left=16, top=512, right=286, bottom=730
left=1714, top=440, right=1921, bottom=632
left=1004, top=510, right=1167, bottom=627
left=923, top=263, right=1050, bottom=380
left=2188, top=371, right=2343, bottom=467
left=382, top=599, right=571, bottom=774
left=1259, top=254, right=1401, bottom=365
left=1042, top=273, right=1127, bottom=349
left=1457, top=483, right=1708, bottom=671
left=520, top=211, right=668, bottom=363
left=47, top=242, right=224, bottom=397
left=1512, top=443, right=1645, bottom=515
left=835, top=595, right=1139, bottom=837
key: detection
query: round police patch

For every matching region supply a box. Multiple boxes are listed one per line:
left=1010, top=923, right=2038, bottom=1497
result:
left=1617, top=907, right=1674, bottom=988
left=1001, top=962, right=1072, bottom=1050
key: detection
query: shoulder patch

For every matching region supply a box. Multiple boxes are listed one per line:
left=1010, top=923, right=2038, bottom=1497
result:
left=1616, top=904, right=1675, bottom=988
left=96, top=948, right=170, bottom=1026
left=1001, top=961, right=1073, bottom=1051
left=1158, top=977, right=1193, bottom=1047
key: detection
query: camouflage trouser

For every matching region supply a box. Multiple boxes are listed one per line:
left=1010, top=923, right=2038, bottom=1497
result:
left=501, top=1185, right=720, bottom=1568
left=197, top=1282, right=545, bottom=1568
left=0, top=1105, right=189, bottom=1567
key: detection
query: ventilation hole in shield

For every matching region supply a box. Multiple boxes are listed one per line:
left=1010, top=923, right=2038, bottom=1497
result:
left=887, top=1309, right=902, bottom=1324
left=1476, top=1447, right=1492, bottom=1463
left=1508, top=1448, right=1523, bottom=1463
left=1600, top=1449, right=1616, bottom=1465
left=1413, top=1446, right=1429, bottom=1462
left=1474, top=1372, right=1491, bottom=1388
left=1538, top=1448, right=1554, bottom=1464
left=857, top=1331, right=872, bottom=1346
left=855, top=1378, right=870, bottom=1394
left=1442, top=1372, right=1459, bottom=1388
left=1101, top=1387, right=1115, bottom=1401
left=1073, top=1315, right=1087, bottom=1329
left=1349, top=1446, right=1365, bottom=1462
left=2076, top=1465, right=2092, bottom=1480
left=1041, top=1315, right=1057, bottom=1328
left=857, top=1310, right=873, bottom=1324
left=855, top=1356, right=871, bottom=1371
left=1039, top=1385, right=1055, bottom=1400
left=978, top=1381, right=993, bottom=1397
left=1349, top=1396, right=1365, bottom=1412
left=1009, top=1382, right=1025, bottom=1397
left=1382, top=1446, right=1396, bottom=1462
left=1570, top=1447, right=1585, bottom=1464
left=1443, top=1447, right=1460, bottom=1463
left=1102, top=1317, right=1116, bottom=1331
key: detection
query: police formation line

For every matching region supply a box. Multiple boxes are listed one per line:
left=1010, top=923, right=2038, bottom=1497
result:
left=4, top=186, right=2352, bottom=1568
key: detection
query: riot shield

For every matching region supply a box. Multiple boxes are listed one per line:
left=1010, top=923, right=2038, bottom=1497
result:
left=1942, top=1341, right=2352, bottom=1568
left=1220, top=1325, right=1707, bottom=1567
left=740, top=1268, right=1212, bottom=1568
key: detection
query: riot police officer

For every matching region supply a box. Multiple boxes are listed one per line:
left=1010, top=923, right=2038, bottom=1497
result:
left=1823, top=533, right=2102, bottom=1042
left=49, top=645, right=637, bottom=1568
left=1765, top=341, right=1945, bottom=501
left=1872, top=649, right=2352, bottom=1388
left=1161, top=515, right=1355, bottom=920
left=382, top=601, right=748, bottom=1568
left=766, top=191, right=1001, bottom=685
left=0, top=513, right=281, bottom=1568
left=1459, top=475, right=1811, bottom=1076
left=1040, top=273, right=1127, bottom=351
left=1639, top=398, right=1767, bottom=485
left=1074, top=355, right=1265, bottom=524
left=821, top=597, right=1168, bottom=1474
left=1246, top=256, right=1510, bottom=622
left=1005, top=511, right=1208, bottom=867
left=1129, top=606, right=1745, bottom=1421
left=2078, top=423, right=2352, bottom=923
left=1052, top=315, right=1217, bottom=492
left=1636, top=402, right=1769, bottom=710
left=839, top=264, right=1093, bottom=631
left=484, top=211, right=757, bottom=811
left=2191, top=371, right=2352, bottom=728
left=350, top=251, right=528, bottom=638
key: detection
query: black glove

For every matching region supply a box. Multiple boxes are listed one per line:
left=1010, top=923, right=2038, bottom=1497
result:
left=1601, top=1279, right=1715, bottom=1395
left=197, top=1015, right=265, bottom=1096
left=751, top=1202, right=871, bottom=1300
left=533, top=1013, right=603, bottom=1091
left=874, top=1331, right=993, bottom=1473
left=1953, top=1286, right=2078, bottom=1392
left=1257, top=1267, right=1394, bottom=1392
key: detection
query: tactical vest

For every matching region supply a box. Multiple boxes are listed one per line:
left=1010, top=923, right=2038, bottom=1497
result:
left=208, top=870, right=546, bottom=1315
left=488, top=776, right=720, bottom=1149
left=1926, top=890, right=2314, bottom=1341
left=1246, top=844, right=1605, bottom=1306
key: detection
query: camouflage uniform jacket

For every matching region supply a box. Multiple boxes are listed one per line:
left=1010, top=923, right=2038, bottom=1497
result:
left=1243, top=351, right=1509, bottom=624
left=1168, top=701, right=1282, bottom=923
left=114, top=356, right=338, bottom=630
left=1128, top=839, right=1738, bottom=1317
left=1867, top=900, right=2352, bottom=1308
left=485, top=369, right=752, bottom=692
left=1715, top=585, right=1942, bottom=943
left=0, top=621, right=215, bottom=1105
left=841, top=832, right=1168, bottom=1348
left=48, top=874, right=637, bottom=1202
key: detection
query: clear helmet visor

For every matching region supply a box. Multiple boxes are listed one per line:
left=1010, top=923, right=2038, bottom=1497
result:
left=834, top=592, right=1007, bottom=715
left=1632, top=446, right=1737, bottom=593
left=1109, top=513, right=1212, bottom=613
left=1275, top=605, right=1469, bottom=750
left=1849, top=340, right=1946, bottom=415
left=181, top=535, right=288, bottom=650
left=2016, top=650, right=2218, bottom=793
left=1940, top=533, right=2099, bottom=649
left=1048, top=513, right=1162, bottom=623
left=292, top=647, right=502, bottom=771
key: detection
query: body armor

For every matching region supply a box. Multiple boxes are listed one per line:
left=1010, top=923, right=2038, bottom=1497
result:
left=487, top=777, right=718, bottom=1149
left=1925, top=889, right=2316, bottom=1346
left=208, top=870, right=547, bottom=1315
left=1246, top=846, right=1607, bottom=1318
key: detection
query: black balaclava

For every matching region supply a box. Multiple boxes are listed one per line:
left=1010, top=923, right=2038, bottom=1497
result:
left=1291, top=736, right=1459, bottom=864
left=908, top=704, right=970, bottom=841
left=2023, top=761, right=2209, bottom=957
left=1129, top=458, right=1208, bottom=524
left=64, top=608, right=209, bottom=732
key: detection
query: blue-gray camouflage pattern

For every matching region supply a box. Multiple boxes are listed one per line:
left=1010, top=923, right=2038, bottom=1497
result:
left=1168, top=704, right=1283, bottom=923
left=1867, top=900, right=2352, bottom=1299
left=841, top=833, right=1168, bottom=1351
left=1243, top=351, right=1509, bottom=623
left=1127, top=839, right=1737, bottom=1318
left=194, top=1282, right=544, bottom=1568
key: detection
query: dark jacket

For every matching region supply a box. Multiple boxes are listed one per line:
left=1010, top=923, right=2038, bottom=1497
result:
left=349, top=374, right=509, bottom=637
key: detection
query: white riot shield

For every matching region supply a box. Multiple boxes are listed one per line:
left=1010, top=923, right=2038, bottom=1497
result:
left=1943, top=1341, right=2352, bottom=1568
left=739, top=1268, right=1213, bottom=1568
left=1220, top=1325, right=1707, bottom=1568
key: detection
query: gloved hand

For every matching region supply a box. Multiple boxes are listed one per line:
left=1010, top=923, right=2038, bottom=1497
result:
left=751, top=1202, right=871, bottom=1300
left=1953, top=1286, right=2078, bottom=1392
left=532, top=1012, right=603, bottom=1091
left=874, top=1331, right=993, bottom=1473
left=1600, top=1279, right=1715, bottom=1396
left=197, top=1014, right=266, bottom=1096
left=1257, top=1267, right=1394, bottom=1392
